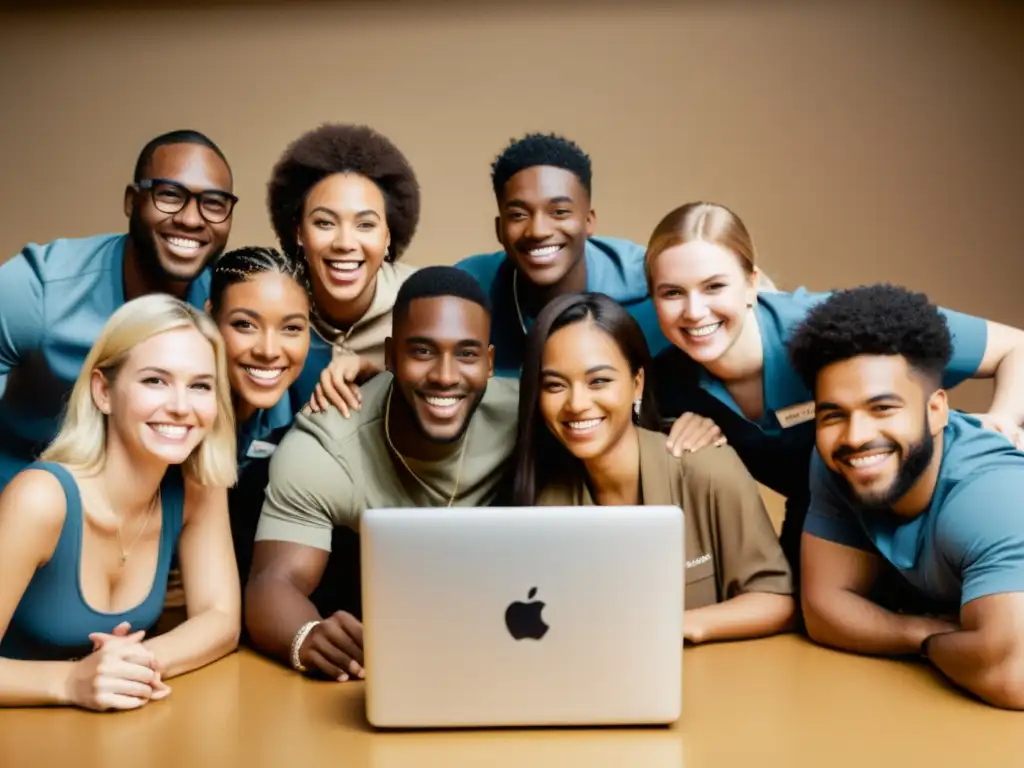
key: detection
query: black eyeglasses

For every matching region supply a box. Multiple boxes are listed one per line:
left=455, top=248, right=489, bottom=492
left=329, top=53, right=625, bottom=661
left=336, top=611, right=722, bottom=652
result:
left=136, top=178, right=238, bottom=224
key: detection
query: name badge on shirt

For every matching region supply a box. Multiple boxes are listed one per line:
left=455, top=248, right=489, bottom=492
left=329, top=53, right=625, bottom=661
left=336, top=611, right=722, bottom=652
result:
left=246, top=440, right=278, bottom=460
left=775, top=401, right=816, bottom=429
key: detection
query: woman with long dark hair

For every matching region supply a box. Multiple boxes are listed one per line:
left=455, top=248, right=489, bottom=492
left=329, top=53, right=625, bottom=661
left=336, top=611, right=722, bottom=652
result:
left=514, top=292, right=794, bottom=645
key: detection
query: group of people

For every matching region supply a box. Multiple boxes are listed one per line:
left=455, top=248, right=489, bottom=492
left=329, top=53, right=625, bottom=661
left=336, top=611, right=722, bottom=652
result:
left=0, top=125, right=1022, bottom=713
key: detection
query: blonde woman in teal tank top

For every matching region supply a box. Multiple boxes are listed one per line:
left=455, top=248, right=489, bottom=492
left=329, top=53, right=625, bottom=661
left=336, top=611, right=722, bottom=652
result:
left=0, top=294, right=240, bottom=711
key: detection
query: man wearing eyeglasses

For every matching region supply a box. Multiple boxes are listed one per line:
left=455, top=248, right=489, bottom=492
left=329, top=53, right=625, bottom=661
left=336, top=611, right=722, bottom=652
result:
left=0, top=128, right=237, bottom=493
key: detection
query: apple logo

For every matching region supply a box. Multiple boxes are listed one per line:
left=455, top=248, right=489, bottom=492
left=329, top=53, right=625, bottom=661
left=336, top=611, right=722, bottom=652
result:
left=504, top=587, right=549, bottom=640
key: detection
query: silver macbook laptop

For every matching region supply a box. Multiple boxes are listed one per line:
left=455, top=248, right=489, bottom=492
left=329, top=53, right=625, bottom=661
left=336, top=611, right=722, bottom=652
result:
left=359, top=504, right=683, bottom=729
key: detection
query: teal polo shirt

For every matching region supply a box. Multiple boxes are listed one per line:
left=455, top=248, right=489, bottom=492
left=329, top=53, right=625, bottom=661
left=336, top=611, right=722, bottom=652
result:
left=0, top=234, right=212, bottom=492
left=652, top=288, right=988, bottom=568
left=231, top=396, right=297, bottom=589
left=455, top=236, right=670, bottom=377
left=236, top=395, right=295, bottom=472
left=805, top=411, right=1024, bottom=607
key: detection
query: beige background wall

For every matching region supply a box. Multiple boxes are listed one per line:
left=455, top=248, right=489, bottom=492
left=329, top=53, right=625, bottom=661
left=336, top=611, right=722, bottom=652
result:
left=1, top=0, right=1021, bottom=418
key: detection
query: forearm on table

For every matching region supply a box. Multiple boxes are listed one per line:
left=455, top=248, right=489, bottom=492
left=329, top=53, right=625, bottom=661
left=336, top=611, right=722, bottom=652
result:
left=0, top=658, right=74, bottom=707
left=803, top=590, right=942, bottom=656
left=686, top=592, right=795, bottom=644
left=143, top=608, right=239, bottom=680
left=987, top=348, right=1024, bottom=425
left=244, top=574, right=323, bottom=664
left=926, top=630, right=1024, bottom=710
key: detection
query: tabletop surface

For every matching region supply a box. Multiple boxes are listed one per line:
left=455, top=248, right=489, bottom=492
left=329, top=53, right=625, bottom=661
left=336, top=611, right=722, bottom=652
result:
left=2, top=634, right=1022, bottom=768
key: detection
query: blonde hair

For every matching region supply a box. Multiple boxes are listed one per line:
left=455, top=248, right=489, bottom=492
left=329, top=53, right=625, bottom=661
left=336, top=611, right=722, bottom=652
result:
left=42, top=294, right=237, bottom=488
left=645, top=202, right=757, bottom=289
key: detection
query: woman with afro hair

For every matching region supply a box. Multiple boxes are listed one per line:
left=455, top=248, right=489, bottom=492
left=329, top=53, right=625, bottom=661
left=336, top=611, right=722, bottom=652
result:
left=267, top=123, right=421, bottom=413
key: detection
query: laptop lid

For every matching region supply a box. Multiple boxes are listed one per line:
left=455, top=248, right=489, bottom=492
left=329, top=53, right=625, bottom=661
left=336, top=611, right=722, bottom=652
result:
left=360, top=504, right=683, bottom=729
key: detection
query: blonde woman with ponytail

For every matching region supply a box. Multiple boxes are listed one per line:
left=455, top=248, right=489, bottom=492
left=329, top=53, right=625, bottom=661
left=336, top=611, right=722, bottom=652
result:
left=0, top=293, right=240, bottom=711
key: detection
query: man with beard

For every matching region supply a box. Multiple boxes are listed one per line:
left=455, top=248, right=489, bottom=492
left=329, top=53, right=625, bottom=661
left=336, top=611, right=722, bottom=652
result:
left=790, top=284, right=1024, bottom=710
left=455, top=132, right=778, bottom=377
left=0, top=129, right=235, bottom=491
left=244, top=267, right=519, bottom=680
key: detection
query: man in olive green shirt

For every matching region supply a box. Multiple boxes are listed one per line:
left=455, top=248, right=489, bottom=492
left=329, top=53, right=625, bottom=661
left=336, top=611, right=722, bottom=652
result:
left=245, top=267, right=519, bottom=681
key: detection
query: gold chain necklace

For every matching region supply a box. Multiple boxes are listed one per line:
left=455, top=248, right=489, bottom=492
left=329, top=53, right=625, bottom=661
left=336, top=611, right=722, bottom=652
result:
left=512, top=268, right=529, bottom=335
left=383, top=386, right=469, bottom=507
left=113, top=489, right=160, bottom=567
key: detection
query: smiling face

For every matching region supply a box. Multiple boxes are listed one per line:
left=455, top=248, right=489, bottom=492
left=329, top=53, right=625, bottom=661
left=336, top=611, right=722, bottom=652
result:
left=298, top=172, right=391, bottom=314
left=126, top=143, right=233, bottom=283
left=93, top=327, right=220, bottom=466
left=814, top=354, right=946, bottom=511
left=496, top=166, right=595, bottom=289
left=213, top=271, right=311, bottom=420
left=386, top=296, right=494, bottom=444
left=538, top=319, right=643, bottom=463
left=649, top=239, right=758, bottom=365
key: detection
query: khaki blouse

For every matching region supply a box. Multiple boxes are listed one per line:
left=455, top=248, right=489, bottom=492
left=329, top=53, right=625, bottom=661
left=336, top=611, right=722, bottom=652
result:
left=537, top=427, right=793, bottom=609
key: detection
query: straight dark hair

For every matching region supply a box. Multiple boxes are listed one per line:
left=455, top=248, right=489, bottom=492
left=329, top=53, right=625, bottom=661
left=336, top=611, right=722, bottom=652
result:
left=513, top=292, right=661, bottom=506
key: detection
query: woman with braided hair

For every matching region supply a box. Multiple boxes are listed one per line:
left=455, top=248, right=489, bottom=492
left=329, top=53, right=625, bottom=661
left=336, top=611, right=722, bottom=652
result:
left=203, top=245, right=312, bottom=591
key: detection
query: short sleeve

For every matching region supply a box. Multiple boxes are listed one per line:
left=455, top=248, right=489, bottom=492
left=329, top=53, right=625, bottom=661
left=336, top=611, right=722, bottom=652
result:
left=680, top=445, right=793, bottom=598
left=940, top=470, right=1024, bottom=605
left=938, top=306, right=987, bottom=386
left=0, top=249, right=45, bottom=376
left=255, top=419, right=356, bottom=551
left=803, top=452, right=875, bottom=552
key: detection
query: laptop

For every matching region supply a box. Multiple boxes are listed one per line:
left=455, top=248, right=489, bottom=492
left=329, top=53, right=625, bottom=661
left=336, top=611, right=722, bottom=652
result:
left=359, top=504, right=684, bottom=729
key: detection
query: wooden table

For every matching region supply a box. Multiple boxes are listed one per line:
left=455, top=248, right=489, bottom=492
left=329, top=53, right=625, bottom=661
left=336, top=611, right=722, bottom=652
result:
left=2, top=635, right=1022, bottom=767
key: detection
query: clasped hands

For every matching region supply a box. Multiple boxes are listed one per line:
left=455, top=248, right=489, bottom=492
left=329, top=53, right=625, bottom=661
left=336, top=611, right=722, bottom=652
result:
left=65, top=621, right=169, bottom=712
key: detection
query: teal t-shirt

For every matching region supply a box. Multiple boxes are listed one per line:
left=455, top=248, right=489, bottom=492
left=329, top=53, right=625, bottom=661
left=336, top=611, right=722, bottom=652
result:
left=653, top=288, right=987, bottom=502
left=652, top=288, right=987, bottom=571
left=455, top=236, right=670, bottom=377
left=0, top=234, right=212, bottom=492
left=805, top=411, right=1024, bottom=608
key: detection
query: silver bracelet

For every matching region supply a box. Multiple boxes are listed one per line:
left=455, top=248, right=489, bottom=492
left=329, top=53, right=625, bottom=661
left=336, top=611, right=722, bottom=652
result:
left=290, top=620, right=320, bottom=672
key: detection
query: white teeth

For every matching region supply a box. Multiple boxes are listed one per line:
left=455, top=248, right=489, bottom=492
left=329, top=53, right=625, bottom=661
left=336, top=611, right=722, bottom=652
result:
left=528, top=245, right=562, bottom=257
left=244, top=366, right=284, bottom=380
left=166, top=236, right=202, bottom=249
left=327, top=261, right=362, bottom=272
left=684, top=322, right=723, bottom=338
left=425, top=396, right=461, bottom=407
left=567, top=418, right=602, bottom=430
left=151, top=424, right=188, bottom=439
left=848, top=453, right=891, bottom=468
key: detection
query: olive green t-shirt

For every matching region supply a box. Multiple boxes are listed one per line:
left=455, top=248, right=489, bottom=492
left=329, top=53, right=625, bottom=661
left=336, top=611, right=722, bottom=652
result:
left=255, top=373, right=520, bottom=551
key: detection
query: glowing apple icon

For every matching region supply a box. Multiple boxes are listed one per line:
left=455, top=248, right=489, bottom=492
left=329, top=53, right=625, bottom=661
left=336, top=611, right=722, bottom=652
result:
left=504, top=587, right=549, bottom=640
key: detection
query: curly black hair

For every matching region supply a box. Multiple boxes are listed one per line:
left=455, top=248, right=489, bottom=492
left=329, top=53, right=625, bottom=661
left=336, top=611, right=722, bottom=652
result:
left=393, top=266, right=492, bottom=329
left=490, top=132, right=592, bottom=198
left=788, top=283, right=954, bottom=392
left=267, top=123, right=420, bottom=263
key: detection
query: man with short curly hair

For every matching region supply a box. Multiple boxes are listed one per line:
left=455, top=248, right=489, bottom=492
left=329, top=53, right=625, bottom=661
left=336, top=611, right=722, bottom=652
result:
left=790, top=283, right=1024, bottom=710
left=456, top=132, right=776, bottom=376
left=266, top=123, right=421, bottom=404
